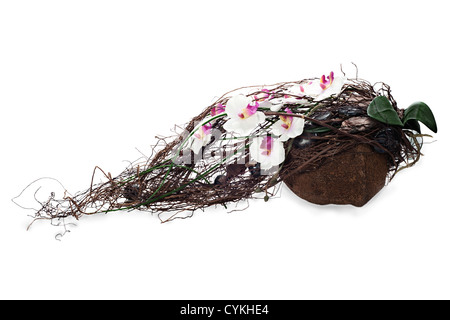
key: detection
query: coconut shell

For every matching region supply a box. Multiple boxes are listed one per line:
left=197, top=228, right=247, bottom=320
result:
left=283, top=144, right=388, bottom=207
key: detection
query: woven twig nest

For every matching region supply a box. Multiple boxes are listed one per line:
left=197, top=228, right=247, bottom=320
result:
left=17, top=71, right=437, bottom=230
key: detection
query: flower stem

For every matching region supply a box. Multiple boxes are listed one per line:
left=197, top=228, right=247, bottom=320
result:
left=138, top=145, right=248, bottom=207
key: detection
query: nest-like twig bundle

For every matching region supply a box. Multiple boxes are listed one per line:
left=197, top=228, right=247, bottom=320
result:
left=26, top=75, right=422, bottom=227
left=280, top=79, right=417, bottom=180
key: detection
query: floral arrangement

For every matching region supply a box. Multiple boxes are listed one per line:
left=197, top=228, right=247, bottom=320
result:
left=19, top=70, right=437, bottom=228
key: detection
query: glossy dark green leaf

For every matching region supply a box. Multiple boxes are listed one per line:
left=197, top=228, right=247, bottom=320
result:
left=404, top=119, right=421, bottom=133
left=402, top=101, right=437, bottom=133
left=367, top=96, right=403, bottom=126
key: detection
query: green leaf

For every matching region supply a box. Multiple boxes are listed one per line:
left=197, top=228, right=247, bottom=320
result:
left=402, top=101, right=437, bottom=133
left=367, top=96, right=404, bottom=126
left=404, top=119, right=421, bottom=133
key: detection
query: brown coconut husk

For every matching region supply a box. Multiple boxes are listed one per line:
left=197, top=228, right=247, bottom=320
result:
left=283, top=144, right=389, bottom=207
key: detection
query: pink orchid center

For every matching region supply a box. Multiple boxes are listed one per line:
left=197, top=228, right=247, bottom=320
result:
left=254, top=89, right=271, bottom=102
left=238, top=101, right=259, bottom=119
left=211, top=103, right=226, bottom=117
left=320, top=71, right=334, bottom=90
left=260, top=136, right=274, bottom=156
left=194, top=123, right=212, bottom=140
left=280, top=108, right=294, bottom=130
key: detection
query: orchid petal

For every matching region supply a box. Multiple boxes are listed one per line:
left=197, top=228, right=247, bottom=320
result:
left=270, top=103, right=283, bottom=112
left=254, top=89, right=272, bottom=102
left=250, top=136, right=285, bottom=170
left=211, top=103, right=226, bottom=116
left=315, top=76, right=346, bottom=101
left=188, top=122, right=213, bottom=154
left=258, top=100, right=273, bottom=110
left=226, top=95, right=252, bottom=120
left=223, top=95, right=266, bottom=136
left=271, top=109, right=305, bottom=141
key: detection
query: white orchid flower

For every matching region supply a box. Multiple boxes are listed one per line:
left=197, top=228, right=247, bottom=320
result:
left=299, top=72, right=346, bottom=101
left=211, top=103, right=226, bottom=116
left=189, top=122, right=213, bottom=154
left=223, top=95, right=266, bottom=136
left=271, top=108, right=305, bottom=142
left=250, top=136, right=285, bottom=170
left=253, top=89, right=272, bottom=102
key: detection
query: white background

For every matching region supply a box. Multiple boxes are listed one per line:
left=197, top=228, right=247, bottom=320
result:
left=1, top=0, right=449, bottom=300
